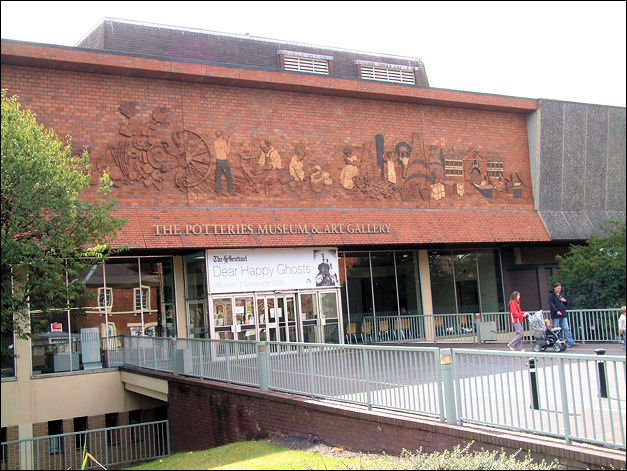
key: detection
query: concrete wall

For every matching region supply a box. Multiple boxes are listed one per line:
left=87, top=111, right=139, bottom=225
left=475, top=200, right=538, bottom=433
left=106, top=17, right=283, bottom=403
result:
left=528, top=100, right=626, bottom=240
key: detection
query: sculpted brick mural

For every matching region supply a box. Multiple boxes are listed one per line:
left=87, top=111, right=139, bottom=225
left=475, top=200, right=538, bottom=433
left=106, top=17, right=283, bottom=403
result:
left=98, top=101, right=530, bottom=207
left=0, top=66, right=533, bottom=211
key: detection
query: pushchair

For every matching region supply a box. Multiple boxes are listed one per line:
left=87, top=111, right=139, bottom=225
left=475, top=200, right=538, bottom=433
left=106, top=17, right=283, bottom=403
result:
left=528, top=310, right=567, bottom=352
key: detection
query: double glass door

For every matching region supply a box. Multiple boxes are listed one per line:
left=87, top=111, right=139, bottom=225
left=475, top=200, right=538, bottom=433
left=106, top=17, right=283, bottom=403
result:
left=208, top=290, right=341, bottom=343
left=299, top=291, right=340, bottom=344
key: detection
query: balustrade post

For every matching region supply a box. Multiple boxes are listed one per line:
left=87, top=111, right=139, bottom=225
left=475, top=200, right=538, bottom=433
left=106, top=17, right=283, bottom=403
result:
left=257, top=342, right=269, bottom=391
left=440, top=348, right=457, bottom=424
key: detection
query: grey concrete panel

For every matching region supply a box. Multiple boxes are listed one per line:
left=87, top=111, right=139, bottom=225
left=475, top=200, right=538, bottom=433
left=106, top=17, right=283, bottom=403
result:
left=584, top=106, right=608, bottom=211
left=538, top=101, right=564, bottom=210
left=563, top=210, right=595, bottom=240
left=538, top=210, right=572, bottom=240
left=562, top=103, right=586, bottom=210
left=606, top=108, right=626, bottom=211
left=585, top=211, right=614, bottom=237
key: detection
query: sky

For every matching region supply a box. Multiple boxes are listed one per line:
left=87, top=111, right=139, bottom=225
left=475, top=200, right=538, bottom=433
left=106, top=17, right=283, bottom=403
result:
left=1, top=1, right=625, bottom=107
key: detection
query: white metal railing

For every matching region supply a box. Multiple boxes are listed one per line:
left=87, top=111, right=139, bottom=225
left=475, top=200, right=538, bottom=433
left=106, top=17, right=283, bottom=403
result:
left=266, top=342, right=443, bottom=419
left=452, top=349, right=626, bottom=449
left=122, top=335, right=626, bottom=449
left=0, top=420, right=169, bottom=470
left=364, top=309, right=622, bottom=345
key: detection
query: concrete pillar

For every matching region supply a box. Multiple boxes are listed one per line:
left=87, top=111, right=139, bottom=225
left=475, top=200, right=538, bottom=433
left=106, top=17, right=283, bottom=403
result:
left=17, top=423, right=33, bottom=470
left=418, top=250, right=435, bottom=341
left=173, top=256, right=188, bottom=338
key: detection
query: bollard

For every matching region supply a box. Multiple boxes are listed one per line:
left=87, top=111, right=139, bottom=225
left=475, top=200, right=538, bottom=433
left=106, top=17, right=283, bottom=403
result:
left=440, top=348, right=457, bottom=424
left=595, top=349, right=608, bottom=398
left=528, top=358, right=540, bottom=410
left=173, top=348, right=184, bottom=376
left=258, top=342, right=269, bottom=391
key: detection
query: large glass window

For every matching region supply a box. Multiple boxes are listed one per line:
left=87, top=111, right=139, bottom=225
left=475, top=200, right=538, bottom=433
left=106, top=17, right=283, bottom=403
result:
left=428, top=251, right=457, bottom=314
left=184, top=252, right=208, bottom=338
left=371, top=252, right=398, bottom=316
left=429, top=249, right=504, bottom=314
left=477, top=249, right=505, bottom=312
left=395, top=251, right=422, bottom=315
left=453, top=251, right=479, bottom=313
left=28, top=256, right=176, bottom=375
left=340, top=252, right=372, bottom=330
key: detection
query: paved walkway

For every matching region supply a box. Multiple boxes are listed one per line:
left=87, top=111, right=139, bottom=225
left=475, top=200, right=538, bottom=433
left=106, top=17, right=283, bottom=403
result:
left=393, top=340, right=626, bottom=356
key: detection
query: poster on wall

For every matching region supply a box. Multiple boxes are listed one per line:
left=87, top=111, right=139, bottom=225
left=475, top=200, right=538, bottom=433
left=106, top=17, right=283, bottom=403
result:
left=206, top=247, right=339, bottom=293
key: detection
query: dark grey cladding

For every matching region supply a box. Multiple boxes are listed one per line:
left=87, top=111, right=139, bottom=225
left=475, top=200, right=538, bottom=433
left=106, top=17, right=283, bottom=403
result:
left=534, top=100, right=626, bottom=241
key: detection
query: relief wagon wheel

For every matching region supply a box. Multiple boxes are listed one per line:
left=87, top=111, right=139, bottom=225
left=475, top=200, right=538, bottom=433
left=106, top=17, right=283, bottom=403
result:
left=174, top=130, right=212, bottom=189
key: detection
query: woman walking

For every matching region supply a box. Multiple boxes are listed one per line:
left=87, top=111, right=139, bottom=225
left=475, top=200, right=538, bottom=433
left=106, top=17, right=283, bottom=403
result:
left=507, top=291, right=528, bottom=351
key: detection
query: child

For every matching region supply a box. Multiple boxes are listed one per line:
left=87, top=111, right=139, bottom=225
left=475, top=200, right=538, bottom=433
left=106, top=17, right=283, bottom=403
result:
left=619, top=306, right=626, bottom=350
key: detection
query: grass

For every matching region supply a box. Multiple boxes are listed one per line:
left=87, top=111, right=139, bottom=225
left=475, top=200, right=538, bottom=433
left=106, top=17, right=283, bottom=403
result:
left=124, top=440, right=382, bottom=470
left=124, top=439, right=561, bottom=470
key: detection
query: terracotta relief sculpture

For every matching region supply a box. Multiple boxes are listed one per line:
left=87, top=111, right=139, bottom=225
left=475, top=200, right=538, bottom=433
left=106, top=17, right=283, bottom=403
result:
left=258, top=138, right=282, bottom=169
left=101, top=101, right=527, bottom=204
left=288, top=144, right=306, bottom=182
left=105, top=104, right=212, bottom=192
left=213, top=131, right=234, bottom=193
left=339, top=145, right=360, bottom=190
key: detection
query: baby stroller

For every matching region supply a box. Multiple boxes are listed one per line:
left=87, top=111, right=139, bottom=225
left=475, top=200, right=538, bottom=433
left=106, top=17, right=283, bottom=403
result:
left=528, top=310, right=567, bottom=352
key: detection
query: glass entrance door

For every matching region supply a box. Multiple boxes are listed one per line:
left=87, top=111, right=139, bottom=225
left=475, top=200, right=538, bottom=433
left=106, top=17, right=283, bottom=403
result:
left=256, top=294, right=296, bottom=342
left=211, top=296, right=256, bottom=340
left=184, top=252, right=209, bottom=338
left=298, top=290, right=341, bottom=344
left=278, top=296, right=297, bottom=342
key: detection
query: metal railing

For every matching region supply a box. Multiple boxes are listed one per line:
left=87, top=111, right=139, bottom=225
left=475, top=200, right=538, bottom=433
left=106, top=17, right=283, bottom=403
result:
left=30, top=335, right=128, bottom=376
left=363, top=309, right=623, bottom=345
left=266, top=342, right=443, bottom=419
left=0, top=420, right=169, bottom=470
left=452, top=349, right=626, bottom=448
left=123, top=335, right=626, bottom=449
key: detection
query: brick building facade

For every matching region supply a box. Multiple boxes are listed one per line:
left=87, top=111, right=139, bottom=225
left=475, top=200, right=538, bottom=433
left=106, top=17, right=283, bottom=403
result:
left=1, top=18, right=625, bottom=458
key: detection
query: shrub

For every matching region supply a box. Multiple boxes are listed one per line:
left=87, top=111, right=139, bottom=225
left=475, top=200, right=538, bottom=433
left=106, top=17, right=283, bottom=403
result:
left=344, top=441, right=560, bottom=470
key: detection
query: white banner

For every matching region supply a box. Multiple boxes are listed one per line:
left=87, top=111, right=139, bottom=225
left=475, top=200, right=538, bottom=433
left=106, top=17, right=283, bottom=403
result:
left=207, top=247, right=339, bottom=293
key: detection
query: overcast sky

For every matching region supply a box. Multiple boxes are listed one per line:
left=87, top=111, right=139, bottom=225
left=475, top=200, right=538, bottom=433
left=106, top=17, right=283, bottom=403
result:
left=1, top=1, right=625, bottom=107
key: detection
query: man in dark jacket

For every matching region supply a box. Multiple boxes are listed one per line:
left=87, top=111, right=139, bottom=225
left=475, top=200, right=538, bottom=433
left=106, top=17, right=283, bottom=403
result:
left=549, top=283, right=578, bottom=347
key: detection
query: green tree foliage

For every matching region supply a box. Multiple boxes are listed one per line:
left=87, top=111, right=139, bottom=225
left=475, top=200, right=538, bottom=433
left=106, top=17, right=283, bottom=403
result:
left=1, top=91, right=126, bottom=340
left=552, top=220, right=626, bottom=309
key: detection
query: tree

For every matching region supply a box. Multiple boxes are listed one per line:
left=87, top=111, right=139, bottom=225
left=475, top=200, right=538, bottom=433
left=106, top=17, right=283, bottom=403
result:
left=552, top=220, right=626, bottom=309
left=1, top=91, right=126, bottom=342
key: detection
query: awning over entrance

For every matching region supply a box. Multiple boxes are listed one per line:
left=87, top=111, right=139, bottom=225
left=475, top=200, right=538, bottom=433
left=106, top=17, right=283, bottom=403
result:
left=111, top=207, right=551, bottom=249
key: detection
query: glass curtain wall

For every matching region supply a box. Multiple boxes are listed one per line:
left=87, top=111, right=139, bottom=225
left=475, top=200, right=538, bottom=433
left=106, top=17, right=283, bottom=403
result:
left=339, top=252, right=373, bottom=342
left=184, top=252, right=209, bottom=338
left=428, top=249, right=505, bottom=315
left=341, top=249, right=503, bottom=342
left=340, top=250, right=423, bottom=343
left=29, top=256, right=176, bottom=375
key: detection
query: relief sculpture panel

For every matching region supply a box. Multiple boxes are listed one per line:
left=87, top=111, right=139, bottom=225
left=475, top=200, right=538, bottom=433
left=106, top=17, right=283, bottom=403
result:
left=98, top=101, right=530, bottom=207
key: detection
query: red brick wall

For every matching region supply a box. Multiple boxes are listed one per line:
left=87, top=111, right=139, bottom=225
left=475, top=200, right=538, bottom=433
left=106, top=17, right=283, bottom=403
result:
left=1, top=64, right=534, bottom=213
left=164, top=375, right=624, bottom=470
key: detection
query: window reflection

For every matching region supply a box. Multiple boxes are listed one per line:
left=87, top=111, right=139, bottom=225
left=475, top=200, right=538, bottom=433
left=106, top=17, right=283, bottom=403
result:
left=29, top=256, right=176, bottom=375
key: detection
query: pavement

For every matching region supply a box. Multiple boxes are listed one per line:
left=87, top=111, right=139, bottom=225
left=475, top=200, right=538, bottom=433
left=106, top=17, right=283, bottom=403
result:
left=393, top=340, right=627, bottom=356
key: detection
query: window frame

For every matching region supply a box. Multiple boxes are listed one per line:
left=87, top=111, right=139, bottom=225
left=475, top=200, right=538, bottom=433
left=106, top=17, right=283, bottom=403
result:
left=133, top=286, right=150, bottom=313
left=98, top=287, right=113, bottom=313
